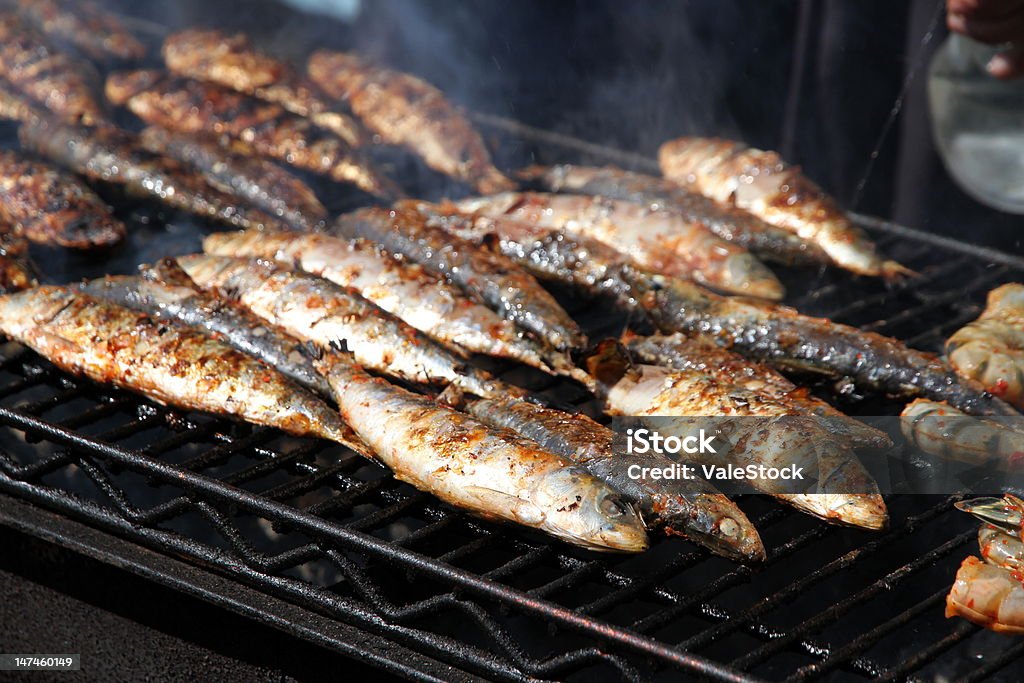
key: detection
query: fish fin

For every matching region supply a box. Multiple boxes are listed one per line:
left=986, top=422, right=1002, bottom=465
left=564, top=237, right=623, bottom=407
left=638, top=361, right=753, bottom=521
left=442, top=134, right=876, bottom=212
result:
left=584, top=339, right=637, bottom=388
left=463, top=486, right=544, bottom=524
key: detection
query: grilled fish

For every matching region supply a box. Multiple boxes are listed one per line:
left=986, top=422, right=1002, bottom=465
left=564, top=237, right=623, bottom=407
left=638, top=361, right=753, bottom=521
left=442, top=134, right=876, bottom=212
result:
left=18, top=116, right=287, bottom=232
left=586, top=342, right=889, bottom=530
left=162, top=28, right=362, bottom=146
left=463, top=395, right=765, bottom=561
left=333, top=206, right=588, bottom=353
left=658, top=137, right=910, bottom=279
left=201, top=230, right=567, bottom=377
left=14, top=0, right=145, bottom=62
left=106, top=69, right=397, bottom=199
left=315, top=350, right=648, bottom=552
left=307, top=50, right=513, bottom=193
left=178, top=253, right=524, bottom=401
left=0, top=79, right=42, bottom=123
left=519, top=164, right=825, bottom=266
left=138, top=126, right=326, bottom=231
left=454, top=192, right=785, bottom=300
left=0, top=286, right=366, bottom=451
left=0, top=13, right=102, bottom=123
left=78, top=259, right=332, bottom=398
left=0, top=149, right=124, bottom=248
left=0, top=223, right=36, bottom=293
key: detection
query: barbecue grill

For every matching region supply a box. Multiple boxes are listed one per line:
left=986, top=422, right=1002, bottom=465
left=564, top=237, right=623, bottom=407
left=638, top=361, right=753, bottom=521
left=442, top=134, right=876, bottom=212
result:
left=2, top=2, right=1024, bottom=682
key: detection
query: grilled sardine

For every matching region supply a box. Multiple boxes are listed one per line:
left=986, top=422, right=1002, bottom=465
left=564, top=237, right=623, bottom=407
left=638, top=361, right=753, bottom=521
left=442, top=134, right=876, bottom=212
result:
left=0, top=223, right=36, bottom=293
left=15, top=0, right=145, bottom=62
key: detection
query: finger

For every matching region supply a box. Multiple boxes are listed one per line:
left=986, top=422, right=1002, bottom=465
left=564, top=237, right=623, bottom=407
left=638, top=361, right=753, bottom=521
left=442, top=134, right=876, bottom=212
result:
left=949, top=9, right=1024, bottom=42
left=987, top=45, right=1024, bottom=78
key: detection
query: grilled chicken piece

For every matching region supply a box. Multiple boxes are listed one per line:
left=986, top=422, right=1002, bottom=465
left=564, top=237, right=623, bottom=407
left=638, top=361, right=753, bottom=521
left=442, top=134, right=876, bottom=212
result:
left=0, top=149, right=124, bottom=248
left=106, top=69, right=398, bottom=199
left=162, top=28, right=362, bottom=146
left=308, top=50, right=512, bottom=193
left=19, top=116, right=287, bottom=232
left=15, top=0, right=145, bottom=62
left=0, top=13, right=102, bottom=123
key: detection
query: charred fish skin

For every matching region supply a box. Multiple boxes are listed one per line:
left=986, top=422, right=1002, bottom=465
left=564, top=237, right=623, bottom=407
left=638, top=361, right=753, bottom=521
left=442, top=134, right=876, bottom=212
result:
left=162, top=28, right=363, bottom=147
left=0, top=13, right=102, bottom=124
left=519, top=164, right=826, bottom=266
left=658, top=137, right=910, bottom=279
left=315, top=352, right=648, bottom=552
left=177, top=253, right=525, bottom=401
left=333, top=207, right=588, bottom=353
left=138, top=126, right=327, bottom=232
left=201, top=230, right=565, bottom=376
left=0, top=149, right=124, bottom=249
left=307, top=50, right=513, bottom=194
left=106, top=70, right=398, bottom=199
left=18, top=116, right=287, bottom=232
left=454, top=191, right=785, bottom=301
left=15, top=0, right=146, bottom=62
left=464, top=396, right=765, bottom=561
left=0, top=286, right=366, bottom=451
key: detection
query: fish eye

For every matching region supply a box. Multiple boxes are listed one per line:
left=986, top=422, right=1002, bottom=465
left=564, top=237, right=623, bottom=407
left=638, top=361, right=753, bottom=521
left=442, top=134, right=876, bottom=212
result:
left=599, top=495, right=627, bottom=518
left=718, top=517, right=740, bottom=538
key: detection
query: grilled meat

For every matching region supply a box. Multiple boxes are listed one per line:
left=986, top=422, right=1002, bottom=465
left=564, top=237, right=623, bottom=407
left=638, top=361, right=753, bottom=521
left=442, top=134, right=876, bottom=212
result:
left=463, top=395, right=765, bottom=561
left=307, top=50, right=512, bottom=193
left=0, top=286, right=366, bottom=452
left=658, top=137, right=910, bottom=279
left=138, top=126, right=326, bottom=231
left=315, top=350, right=649, bottom=552
left=333, top=206, right=588, bottom=353
left=0, top=149, right=124, bottom=248
left=18, top=116, right=287, bottom=231
left=0, top=13, right=102, bottom=123
left=15, top=0, right=145, bottom=62
left=106, top=69, right=397, bottom=198
left=178, top=253, right=526, bottom=401
left=0, top=223, right=35, bottom=293
left=519, top=164, right=825, bottom=266
left=454, top=192, right=785, bottom=300
left=162, top=28, right=362, bottom=146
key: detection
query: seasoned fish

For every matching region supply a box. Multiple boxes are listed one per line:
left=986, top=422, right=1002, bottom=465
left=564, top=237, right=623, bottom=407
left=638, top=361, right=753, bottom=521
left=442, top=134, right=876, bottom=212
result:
left=0, top=223, right=36, bottom=293
left=202, top=230, right=566, bottom=376
left=78, top=259, right=332, bottom=398
left=106, top=70, right=397, bottom=198
left=658, top=137, right=910, bottom=278
left=307, top=50, right=513, bottom=193
left=586, top=341, right=889, bottom=530
left=0, top=149, right=124, bottom=248
left=454, top=191, right=785, bottom=300
left=18, top=116, right=287, bottom=232
left=139, top=126, right=326, bottom=231
left=0, top=13, right=102, bottom=123
left=15, top=0, right=145, bottom=62
left=947, top=284, right=1024, bottom=410
left=315, top=350, right=648, bottom=552
left=162, top=28, right=362, bottom=146
left=463, top=395, right=765, bottom=561
left=519, top=164, right=826, bottom=266
left=178, top=253, right=524, bottom=401
left=333, top=206, right=588, bottom=352
left=0, top=286, right=366, bottom=451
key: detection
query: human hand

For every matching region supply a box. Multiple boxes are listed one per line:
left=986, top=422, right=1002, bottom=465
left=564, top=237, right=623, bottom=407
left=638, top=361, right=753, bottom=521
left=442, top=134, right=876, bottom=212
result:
left=947, top=0, right=1024, bottom=77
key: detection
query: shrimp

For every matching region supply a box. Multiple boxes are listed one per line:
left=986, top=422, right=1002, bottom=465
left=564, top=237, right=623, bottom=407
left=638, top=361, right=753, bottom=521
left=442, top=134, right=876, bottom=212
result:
left=901, top=399, right=1024, bottom=467
left=946, top=556, right=1024, bottom=635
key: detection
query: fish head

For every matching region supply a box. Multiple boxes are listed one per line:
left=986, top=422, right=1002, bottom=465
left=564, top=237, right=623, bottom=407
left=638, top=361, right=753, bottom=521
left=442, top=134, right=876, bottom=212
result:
left=673, top=494, right=766, bottom=563
left=533, top=465, right=648, bottom=553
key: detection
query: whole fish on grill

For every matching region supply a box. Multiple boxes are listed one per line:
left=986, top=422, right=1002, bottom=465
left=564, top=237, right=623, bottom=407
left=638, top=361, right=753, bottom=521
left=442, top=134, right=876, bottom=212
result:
left=0, top=13, right=102, bottom=123
left=202, top=230, right=572, bottom=378
left=0, top=149, right=124, bottom=248
left=78, top=259, right=332, bottom=398
left=314, top=349, right=649, bottom=552
left=14, top=0, right=145, bottom=62
left=585, top=341, right=889, bottom=530
left=105, top=69, right=397, bottom=199
left=162, top=28, right=362, bottom=146
left=0, top=286, right=368, bottom=453
left=178, top=253, right=526, bottom=401
left=18, top=116, right=287, bottom=232
left=332, top=206, right=588, bottom=353
left=519, top=164, right=825, bottom=266
left=138, top=126, right=326, bottom=231
left=0, top=223, right=35, bottom=293
left=307, top=50, right=513, bottom=193
left=453, top=192, right=785, bottom=300
left=460, top=394, right=765, bottom=561
left=658, top=137, right=911, bottom=279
